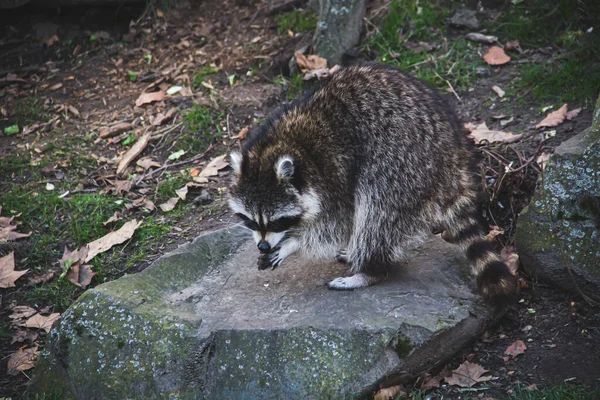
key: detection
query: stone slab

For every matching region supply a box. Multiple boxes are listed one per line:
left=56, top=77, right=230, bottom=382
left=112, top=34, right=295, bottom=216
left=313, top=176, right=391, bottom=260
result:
left=31, top=227, right=489, bottom=399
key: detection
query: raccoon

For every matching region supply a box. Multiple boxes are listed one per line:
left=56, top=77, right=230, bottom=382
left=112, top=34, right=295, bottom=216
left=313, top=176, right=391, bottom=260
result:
left=227, top=63, right=517, bottom=305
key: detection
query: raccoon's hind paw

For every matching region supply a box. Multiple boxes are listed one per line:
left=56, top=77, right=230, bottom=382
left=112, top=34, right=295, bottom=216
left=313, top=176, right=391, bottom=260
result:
left=327, top=273, right=382, bottom=290
left=335, top=249, right=348, bottom=264
left=257, top=251, right=284, bottom=271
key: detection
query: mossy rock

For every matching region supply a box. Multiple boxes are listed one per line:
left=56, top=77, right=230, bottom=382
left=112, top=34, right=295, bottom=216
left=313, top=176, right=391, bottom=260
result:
left=516, top=94, right=600, bottom=300
left=30, top=228, right=490, bottom=399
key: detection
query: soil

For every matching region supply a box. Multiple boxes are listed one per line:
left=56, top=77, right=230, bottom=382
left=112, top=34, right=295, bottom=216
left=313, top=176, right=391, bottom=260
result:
left=0, top=0, right=598, bottom=398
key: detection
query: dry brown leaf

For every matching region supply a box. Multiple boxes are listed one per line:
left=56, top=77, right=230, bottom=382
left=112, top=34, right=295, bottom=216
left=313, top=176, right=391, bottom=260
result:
left=175, top=185, right=188, bottom=201
left=99, top=122, right=133, bottom=139
left=483, top=46, right=511, bottom=66
left=103, top=211, right=124, bottom=226
left=60, top=246, right=88, bottom=269
left=135, top=91, right=165, bottom=107
left=303, top=65, right=341, bottom=81
left=505, top=40, right=522, bottom=53
left=492, top=86, right=505, bottom=98
left=159, top=197, right=179, bottom=212
left=0, top=252, right=28, bottom=288
left=445, top=361, right=492, bottom=388
left=504, top=340, right=527, bottom=360
left=66, top=263, right=96, bottom=289
left=50, top=82, right=63, bottom=91
left=485, top=225, right=504, bottom=241
left=9, top=305, right=37, bottom=321
left=199, top=154, right=229, bottom=177
left=27, top=270, right=56, bottom=286
left=190, top=168, right=200, bottom=177
left=465, top=122, right=523, bottom=144
left=67, top=105, right=80, bottom=117
left=294, top=52, right=327, bottom=72
left=465, top=33, right=497, bottom=43
left=0, top=225, right=31, bottom=242
left=11, top=329, right=39, bottom=344
left=7, top=347, right=39, bottom=375
left=109, top=180, right=133, bottom=195
left=136, top=157, right=161, bottom=170
left=117, top=132, right=151, bottom=175
left=24, top=313, right=60, bottom=333
left=129, top=197, right=155, bottom=211
left=566, top=107, right=582, bottom=121
left=536, top=104, right=568, bottom=128
left=373, top=385, right=407, bottom=400
left=500, top=246, right=520, bottom=275
left=85, top=219, right=142, bottom=262
left=193, top=176, right=209, bottom=184
left=536, top=152, right=552, bottom=170
left=404, top=41, right=434, bottom=53
left=233, top=126, right=248, bottom=140
left=152, top=107, right=177, bottom=126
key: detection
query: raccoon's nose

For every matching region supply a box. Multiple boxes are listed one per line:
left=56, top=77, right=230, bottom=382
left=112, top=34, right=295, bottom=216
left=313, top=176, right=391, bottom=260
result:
left=257, top=240, right=271, bottom=254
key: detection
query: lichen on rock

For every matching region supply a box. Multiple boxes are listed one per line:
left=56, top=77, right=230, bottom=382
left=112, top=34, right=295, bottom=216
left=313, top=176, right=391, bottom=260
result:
left=516, top=93, right=600, bottom=300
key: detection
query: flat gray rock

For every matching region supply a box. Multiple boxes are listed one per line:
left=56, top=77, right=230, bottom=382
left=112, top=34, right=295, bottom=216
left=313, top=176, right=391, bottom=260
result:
left=31, top=227, right=489, bottom=399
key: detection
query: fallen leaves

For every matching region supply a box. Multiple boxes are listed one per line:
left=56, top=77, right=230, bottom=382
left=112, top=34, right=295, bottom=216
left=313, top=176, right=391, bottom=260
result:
left=99, top=121, right=133, bottom=139
left=116, top=132, right=151, bottom=175
left=504, top=340, right=527, bottom=361
left=483, top=46, right=511, bottom=66
left=0, top=252, right=28, bottom=288
left=465, top=122, right=523, bottom=144
left=159, top=197, right=179, bottom=212
left=294, top=52, right=327, bottom=72
left=85, top=219, right=142, bottom=262
left=373, top=385, right=407, bottom=400
left=445, top=361, right=492, bottom=388
left=199, top=154, right=229, bottom=177
left=536, top=104, right=568, bottom=128
left=0, top=206, right=31, bottom=243
left=536, top=151, right=552, bottom=170
left=135, top=91, right=165, bottom=107
left=404, top=41, right=434, bottom=53
left=23, top=313, right=61, bottom=333
left=7, top=347, right=39, bottom=375
left=465, top=32, right=497, bottom=44
left=491, top=85, right=505, bottom=98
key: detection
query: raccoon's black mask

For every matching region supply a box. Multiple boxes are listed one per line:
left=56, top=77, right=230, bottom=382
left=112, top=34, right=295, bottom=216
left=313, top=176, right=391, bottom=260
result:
left=227, top=151, right=321, bottom=250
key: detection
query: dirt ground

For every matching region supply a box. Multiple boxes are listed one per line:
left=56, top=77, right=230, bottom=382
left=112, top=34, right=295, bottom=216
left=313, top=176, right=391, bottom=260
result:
left=0, top=0, right=599, bottom=398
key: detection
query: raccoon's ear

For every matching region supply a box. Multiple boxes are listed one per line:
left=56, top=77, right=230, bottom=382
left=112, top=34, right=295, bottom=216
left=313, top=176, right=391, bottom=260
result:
left=275, top=156, right=294, bottom=181
left=229, top=151, right=243, bottom=176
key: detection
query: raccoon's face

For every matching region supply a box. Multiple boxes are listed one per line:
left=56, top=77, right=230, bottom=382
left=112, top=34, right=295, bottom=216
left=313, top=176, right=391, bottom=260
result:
left=228, top=151, right=321, bottom=254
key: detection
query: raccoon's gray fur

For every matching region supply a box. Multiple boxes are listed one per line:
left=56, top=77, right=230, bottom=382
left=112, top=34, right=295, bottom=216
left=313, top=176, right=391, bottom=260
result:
left=227, top=63, right=516, bottom=305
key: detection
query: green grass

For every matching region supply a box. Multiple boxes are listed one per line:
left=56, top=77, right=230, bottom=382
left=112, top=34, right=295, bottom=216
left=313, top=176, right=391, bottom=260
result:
left=276, top=74, right=305, bottom=100
left=363, top=0, right=479, bottom=92
left=192, top=65, right=220, bottom=89
left=511, top=384, right=599, bottom=400
left=275, top=9, right=318, bottom=34
left=486, top=0, right=600, bottom=104
left=181, top=104, right=224, bottom=152
left=11, top=97, right=48, bottom=126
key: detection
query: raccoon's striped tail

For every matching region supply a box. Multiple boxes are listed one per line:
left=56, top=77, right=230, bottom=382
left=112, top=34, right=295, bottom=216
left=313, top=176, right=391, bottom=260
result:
left=450, top=223, right=517, bottom=306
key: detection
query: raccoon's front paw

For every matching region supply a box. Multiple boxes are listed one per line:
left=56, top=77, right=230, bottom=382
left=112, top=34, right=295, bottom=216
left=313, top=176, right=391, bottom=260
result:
left=327, top=273, right=382, bottom=290
left=257, top=251, right=284, bottom=271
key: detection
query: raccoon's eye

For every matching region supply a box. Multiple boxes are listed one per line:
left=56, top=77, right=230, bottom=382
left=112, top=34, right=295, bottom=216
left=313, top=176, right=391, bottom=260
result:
left=267, top=216, right=301, bottom=232
left=235, top=213, right=259, bottom=231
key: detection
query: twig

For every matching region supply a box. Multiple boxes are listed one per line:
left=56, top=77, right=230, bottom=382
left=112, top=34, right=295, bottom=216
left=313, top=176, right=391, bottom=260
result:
left=433, top=71, right=461, bottom=101
left=134, top=143, right=218, bottom=185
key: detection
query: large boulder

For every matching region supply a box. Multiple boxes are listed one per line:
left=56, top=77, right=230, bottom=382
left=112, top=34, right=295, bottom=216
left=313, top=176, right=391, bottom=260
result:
left=516, top=94, right=600, bottom=300
left=31, top=227, right=490, bottom=399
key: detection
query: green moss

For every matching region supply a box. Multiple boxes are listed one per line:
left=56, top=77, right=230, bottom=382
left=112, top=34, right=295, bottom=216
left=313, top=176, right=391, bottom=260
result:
left=394, top=335, right=414, bottom=358
left=275, top=9, right=318, bottom=34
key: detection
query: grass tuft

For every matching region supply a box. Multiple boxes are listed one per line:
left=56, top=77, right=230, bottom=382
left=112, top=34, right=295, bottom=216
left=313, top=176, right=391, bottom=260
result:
left=363, top=0, right=479, bottom=92
left=275, top=9, right=318, bottom=34
left=181, top=105, right=224, bottom=152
